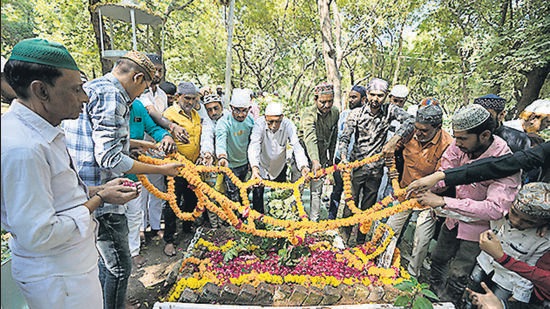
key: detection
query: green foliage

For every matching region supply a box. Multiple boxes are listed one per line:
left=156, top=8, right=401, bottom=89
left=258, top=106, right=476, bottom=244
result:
left=1, top=0, right=548, bottom=112
left=277, top=241, right=310, bottom=267
left=394, top=277, right=439, bottom=309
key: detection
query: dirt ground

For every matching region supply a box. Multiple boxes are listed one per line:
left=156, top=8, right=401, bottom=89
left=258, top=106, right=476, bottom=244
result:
left=127, top=227, right=196, bottom=309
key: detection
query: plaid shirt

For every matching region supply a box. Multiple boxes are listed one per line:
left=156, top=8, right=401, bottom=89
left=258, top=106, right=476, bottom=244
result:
left=63, top=73, right=135, bottom=216
left=339, top=103, right=414, bottom=176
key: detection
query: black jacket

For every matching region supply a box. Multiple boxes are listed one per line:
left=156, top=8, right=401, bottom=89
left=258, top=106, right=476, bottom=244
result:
left=444, top=142, right=550, bottom=185
left=494, top=124, right=531, bottom=153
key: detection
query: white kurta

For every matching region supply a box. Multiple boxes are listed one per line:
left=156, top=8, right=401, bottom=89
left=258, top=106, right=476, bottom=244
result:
left=248, top=117, right=308, bottom=179
left=1, top=102, right=101, bottom=308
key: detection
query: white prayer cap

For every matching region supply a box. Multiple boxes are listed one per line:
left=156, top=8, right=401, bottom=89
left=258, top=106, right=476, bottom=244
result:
left=265, top=102, right=283, bottom=116
left=525, top=99, right=550, bottom=115
left=390, top=85, right=409, bottom=98
left=230, top=88, right=252, bottom=108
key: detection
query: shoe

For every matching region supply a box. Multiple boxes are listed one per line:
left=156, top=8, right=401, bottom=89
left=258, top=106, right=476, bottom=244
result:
left=163, top=243, right=177, bottom=257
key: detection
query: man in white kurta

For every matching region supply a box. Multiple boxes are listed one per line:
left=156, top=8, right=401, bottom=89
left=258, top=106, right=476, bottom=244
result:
left=248, top=101, right=310, bottom=213
left=1, top=38, right=139, bottom=309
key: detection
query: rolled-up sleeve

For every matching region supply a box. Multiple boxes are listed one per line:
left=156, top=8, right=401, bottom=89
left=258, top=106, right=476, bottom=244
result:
left=88, top=89, right=134, bottom=174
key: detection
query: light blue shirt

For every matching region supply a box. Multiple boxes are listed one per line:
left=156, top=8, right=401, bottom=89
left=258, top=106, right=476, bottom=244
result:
left=215, top=113, right=254, bottom=168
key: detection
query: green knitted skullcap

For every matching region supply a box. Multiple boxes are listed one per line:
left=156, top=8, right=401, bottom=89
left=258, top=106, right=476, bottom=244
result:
left=9, top=38, right=79, bottom=71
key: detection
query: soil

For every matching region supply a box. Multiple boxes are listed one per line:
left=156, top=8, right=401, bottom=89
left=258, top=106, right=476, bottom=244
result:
left=127, top=227, right=196, bottom=309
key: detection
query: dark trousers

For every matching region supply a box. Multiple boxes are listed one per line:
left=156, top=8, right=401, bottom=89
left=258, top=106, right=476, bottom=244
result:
left=342, top=166, right=382, bottom=244
left=328, top=159, right=343, bottom=220
left=224, top=164, right=250, bottom=202
left=163, top=176, right=197, bottom=244
left=252, top=165, right=287, bottom=213
left=96, top=213, right=132, bottom=309
left=429, top=224, right=480, bottom=305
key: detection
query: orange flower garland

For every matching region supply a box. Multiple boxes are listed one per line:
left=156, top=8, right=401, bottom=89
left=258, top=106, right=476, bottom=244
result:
left=135, top=152, right=423, bottom=242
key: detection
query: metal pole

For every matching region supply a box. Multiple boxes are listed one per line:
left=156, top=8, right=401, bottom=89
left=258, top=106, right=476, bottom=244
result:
left=130, top=9, right=137, bottom=50
left=224, top=0, right=236, bottom=102
left=98, top=8, right=105, bottom=55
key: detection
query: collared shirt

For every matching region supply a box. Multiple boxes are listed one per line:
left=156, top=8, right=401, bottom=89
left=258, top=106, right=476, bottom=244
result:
left=215, top=113, right=254, bottom=168
left=477, top=220, right=550, bottom=302
left=163, top=105, right=202, bottom=162
left=139, top=86, right=168, bottom=113
left=194, top=104, right=215, bottom=155
left=127, top=99, right=171, bottom=182
left=2, top=102, right=98, bottom=282
left=436, top=136, right=520, bottom=242
left=400, top=129, right=453, bottom=187
left=63, top=73, right=135, bottom=216
left=248, top=117, right=309, bottom=179
left=301, top=105, right=339, bottom=165
left=339, top=103, right=414, bottom=175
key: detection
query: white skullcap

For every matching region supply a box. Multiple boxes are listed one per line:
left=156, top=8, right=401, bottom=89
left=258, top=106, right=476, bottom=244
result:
left=265, top=102, right=283, bottom=116
left=525, top=99, right=550, bottom=115
left=230, top=88, right=252, bottom=108
left=390, top=85, right=409, bottom=98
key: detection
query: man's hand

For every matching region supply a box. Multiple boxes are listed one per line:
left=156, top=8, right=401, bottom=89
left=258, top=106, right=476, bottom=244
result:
left=171, top=124, right=190, bottom=144
left=130, top=140, right=157, bottom=158
left=479, top=230, right=504, bottom=260
left=406, top=171, right=445, bottom=198
left=466, top=282, right=503, bottom=309
left=416, top=190, right=445, bottom=208
left=158, top=163, right=183, bottom=177
left=218, top=157, right=228, bottom=167
left=382, top=135, right=400, bottom=157
left=301, top=166, right=311, bottom=181
left=96, top=178, right=141, bottom=206
left=251, top=166, right=262, bottom=181
left=311, top=160, right=322, bottom=178
left=201, top=152, right=214, bottom=166
left=159, top=135, right=176, bottom=154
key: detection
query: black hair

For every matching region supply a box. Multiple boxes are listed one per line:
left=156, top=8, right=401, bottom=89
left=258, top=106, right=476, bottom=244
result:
left=159, top=81, right=177, bottom=95
left=114, top=58, right=151, bottom=81
left=4, top=60, right=63, bottom=100
left=466, top=115, right=495, bottom=135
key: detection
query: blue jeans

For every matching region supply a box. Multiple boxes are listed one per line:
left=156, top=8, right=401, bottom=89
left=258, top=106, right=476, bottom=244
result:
left=96, top=213, right=132, bottom=309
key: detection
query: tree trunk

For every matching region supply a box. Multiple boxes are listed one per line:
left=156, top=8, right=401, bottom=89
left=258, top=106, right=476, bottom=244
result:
left=392, top=23, right=405, bottom=85
left=331, top=1, right=343, bottom=110
left=517, top=63, right=550, bottom=113
left=89, top=0, right=114, bottom=75
left=224, top=0, right=236, bottom=100
left=317, top=0, right=342, bottom=109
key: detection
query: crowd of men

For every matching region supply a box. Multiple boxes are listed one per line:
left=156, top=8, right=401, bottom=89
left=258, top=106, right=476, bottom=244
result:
left=1, top=38, right=549, bottom=309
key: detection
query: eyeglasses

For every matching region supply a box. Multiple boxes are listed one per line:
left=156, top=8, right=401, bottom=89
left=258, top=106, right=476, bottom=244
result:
left=231, top=107, right=249, bottom=115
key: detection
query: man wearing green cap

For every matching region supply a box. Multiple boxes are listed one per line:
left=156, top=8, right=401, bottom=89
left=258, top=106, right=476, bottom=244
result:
left=1, top=38, right=142, bottom=308
left=63, top=50, right=183, bottom=308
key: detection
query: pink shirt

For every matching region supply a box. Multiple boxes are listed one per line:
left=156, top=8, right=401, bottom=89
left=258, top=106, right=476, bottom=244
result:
left=437, top=136, right=520, bottom=242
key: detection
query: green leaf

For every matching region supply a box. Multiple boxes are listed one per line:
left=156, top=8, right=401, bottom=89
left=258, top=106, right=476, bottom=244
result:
left=394, top=280, right=416, bottom=291
left=421, top=289, right=439, bottom=301
left=394, top=295, right=411, bottom=306
left=412, top=296, right=433, bottom=309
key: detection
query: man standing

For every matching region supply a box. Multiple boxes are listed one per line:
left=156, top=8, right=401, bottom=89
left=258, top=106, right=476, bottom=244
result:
left=204, top=93, right=229, bottom=124
left=1, top=38, right=141, bottom=308
left=385, top=103, right=453, bottom=277
left=216, top=89, right=255, bottom=202
left=376, top=84, right=410, bottom=201
left=474, top=94, right=531, bottom=153
left=301, top=82, right=339, bottom=221
left=63, top=50, right=182, bottom=309
left=416, top=105, right=520, bottom=305
left=329, top=85, right=366, bottom=220
left=248, top=100, right=310, bottom=213
left=162, top=82, right=211, bottom=255
left=339, top=78, right=414, bottom=244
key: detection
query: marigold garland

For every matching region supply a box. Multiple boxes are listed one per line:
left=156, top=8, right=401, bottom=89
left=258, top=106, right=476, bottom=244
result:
left=136, top=152, right=426, bottom=243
